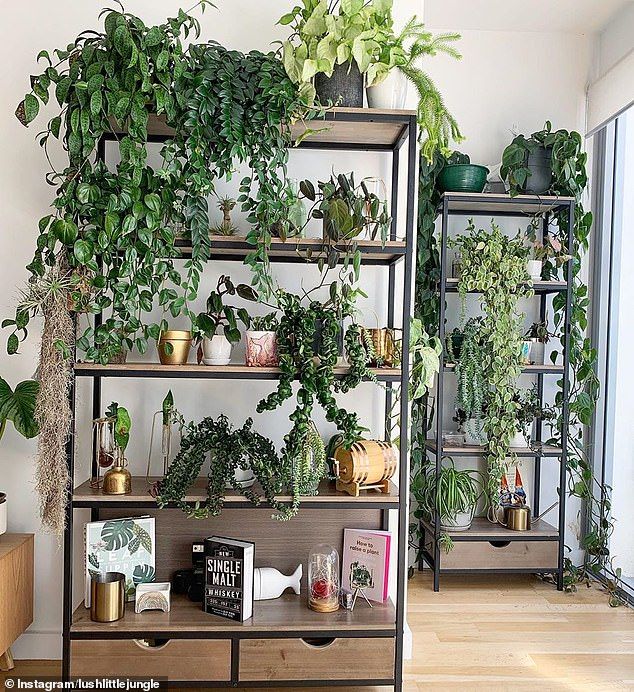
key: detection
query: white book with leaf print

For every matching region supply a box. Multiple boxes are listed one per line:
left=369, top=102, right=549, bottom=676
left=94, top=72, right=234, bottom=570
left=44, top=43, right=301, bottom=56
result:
left=84, top=516, right=155, bottom=607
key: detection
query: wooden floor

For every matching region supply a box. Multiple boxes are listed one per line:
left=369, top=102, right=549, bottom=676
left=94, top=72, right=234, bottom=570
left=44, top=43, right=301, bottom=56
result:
left=2, top=573, right=633, bottom=691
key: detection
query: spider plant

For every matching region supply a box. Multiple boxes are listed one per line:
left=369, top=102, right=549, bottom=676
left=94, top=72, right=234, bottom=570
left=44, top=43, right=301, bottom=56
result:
left=420, top=459, right=481, bottom=531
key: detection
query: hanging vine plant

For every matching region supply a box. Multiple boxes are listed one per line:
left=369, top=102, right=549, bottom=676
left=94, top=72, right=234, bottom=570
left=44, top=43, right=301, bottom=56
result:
left=450, top=220, right=531, bottom=516
left=501, top=123, right=611, bottom=597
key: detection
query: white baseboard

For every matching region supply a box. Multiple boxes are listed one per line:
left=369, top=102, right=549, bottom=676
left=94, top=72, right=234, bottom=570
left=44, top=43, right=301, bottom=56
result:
left=403, top=620, right=413, bottom=659
left=11, top=630, right=62, bottom=660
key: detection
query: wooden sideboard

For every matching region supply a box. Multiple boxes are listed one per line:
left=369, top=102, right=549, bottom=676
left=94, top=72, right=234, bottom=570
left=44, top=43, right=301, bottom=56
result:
left=0, top=534, right=34, bottom=670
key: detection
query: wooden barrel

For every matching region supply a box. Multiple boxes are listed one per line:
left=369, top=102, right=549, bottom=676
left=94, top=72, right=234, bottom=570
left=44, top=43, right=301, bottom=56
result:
left=334, top=441, right=398, bottom=485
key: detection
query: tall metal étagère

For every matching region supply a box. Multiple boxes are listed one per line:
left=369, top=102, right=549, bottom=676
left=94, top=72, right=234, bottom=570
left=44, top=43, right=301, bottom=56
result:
left=420, top=192, right=575, bottom=592
left=61, top=108, right=418, bottom=690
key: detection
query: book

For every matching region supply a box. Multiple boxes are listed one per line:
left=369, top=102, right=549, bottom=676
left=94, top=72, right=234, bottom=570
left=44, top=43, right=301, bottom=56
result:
left=204, top=536, right=254, bottom=621
left=341, top=528, right=391, bottom=603
left=84, top=516, right=155, bottom=607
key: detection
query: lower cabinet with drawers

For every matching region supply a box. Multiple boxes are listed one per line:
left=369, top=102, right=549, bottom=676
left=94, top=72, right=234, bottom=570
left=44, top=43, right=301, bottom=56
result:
left=70, top=634, right=396, bottom=686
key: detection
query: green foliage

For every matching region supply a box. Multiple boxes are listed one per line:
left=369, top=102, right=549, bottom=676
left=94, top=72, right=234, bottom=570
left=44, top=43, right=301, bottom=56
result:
left=300, top=172, right=391, bottom=249
left=167, top=41, right=314, bottom=299
left=451, top=220, right=531, bottom=511
left=0, top=376, right=40, bottom=441
left=500, top=120, right=556, bottom=191
left=156, top=415, right=299, bottom=520
left=105, top=401, right=131, bottom=454
left=452, top=317, right=488, bottom=443
left=513, top=385, right=556, bottom=442
left=296, top=422, right=328, bottom=495
left=417, top=459, right=480, bottom=522
left=279, top=1, right=462, bottom=156
left=505, top=124, right=607, bottom=593
left=248, top=313, right=279, bottom=332
left=211, top=197, right=239, bottom=237
left=11, top=5, right=214, bottom=364
left=193, top=275, right=255, bottom=345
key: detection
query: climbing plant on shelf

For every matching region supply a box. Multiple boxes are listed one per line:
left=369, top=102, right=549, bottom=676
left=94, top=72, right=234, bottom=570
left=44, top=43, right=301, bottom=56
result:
left=501, top=124, right=612, bottom=599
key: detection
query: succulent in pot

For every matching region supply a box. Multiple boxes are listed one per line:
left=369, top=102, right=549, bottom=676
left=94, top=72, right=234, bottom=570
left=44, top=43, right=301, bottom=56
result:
left=420, top=459, right=481, bottom=532
left=245, top=313, right=280, bottom=367
left=194, top=276, right=256, bottom=366
left=210, top=197, right=239, bottom=237
left=0, top=375, right=39, bottom=535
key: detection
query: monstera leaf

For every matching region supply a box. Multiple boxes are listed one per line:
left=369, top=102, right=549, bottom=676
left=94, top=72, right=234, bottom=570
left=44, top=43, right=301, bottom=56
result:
left=100, top=519, right=135, bottom=550
left=133, top=564, right=155, bottom=585
left=0, top=377, right=39, bottom=440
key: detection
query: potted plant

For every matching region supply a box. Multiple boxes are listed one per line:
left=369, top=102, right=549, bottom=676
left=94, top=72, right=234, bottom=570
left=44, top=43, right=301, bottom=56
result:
left=437, top=152, right=489, bottom=194
left=301, top=173, right=391, bottom=244
left=522, top=321, right=553, bottom=366
left=512, top=385, right=556, bottom=447
left=245, top=313, right=280, bottom=367
left=445, top=326, right=464, bottom=362
left=194, top=276, right=253, bottom=366
left=0, top=376, right=39, bottom=534
left=364, top=15, right=462, bottom=157
left=279, top=0, right=384, bottom=106
left=271, top=180, right=307, bottom=240
left=210, top=197, right=239, bottom=237
left=420, top=460, right=480, bottom=532
left=501, top=121, right=561, bottom=195
left=525, top=225, right=572, bottom=282
left=158, top=330, right=193, bottom=366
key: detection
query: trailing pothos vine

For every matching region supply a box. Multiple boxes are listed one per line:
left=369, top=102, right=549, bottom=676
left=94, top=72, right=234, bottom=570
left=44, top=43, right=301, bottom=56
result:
left=502, top=123, right=611, bottom=598
left=451, top=221, right=531, bottom=515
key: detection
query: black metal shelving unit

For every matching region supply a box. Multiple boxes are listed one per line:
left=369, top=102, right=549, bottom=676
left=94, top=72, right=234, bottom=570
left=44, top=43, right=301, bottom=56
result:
left=61, top=108, right=418, bottom=690
left=420, top=192, right=575, bottom=592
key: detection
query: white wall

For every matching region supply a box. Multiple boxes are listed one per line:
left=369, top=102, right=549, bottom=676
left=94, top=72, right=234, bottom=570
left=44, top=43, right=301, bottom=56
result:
left=0, top=0, right=600, bottom=660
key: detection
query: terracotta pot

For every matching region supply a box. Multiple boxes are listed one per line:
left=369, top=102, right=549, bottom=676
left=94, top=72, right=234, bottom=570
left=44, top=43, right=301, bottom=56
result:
left=245, top=331, right=279, bottom=367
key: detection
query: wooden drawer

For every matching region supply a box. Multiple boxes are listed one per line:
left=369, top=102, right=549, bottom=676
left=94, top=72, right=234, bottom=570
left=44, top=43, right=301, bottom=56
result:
left=71, top=638, right=231, bottom=680
left=440, top=539, right=558, bottom=570
left=239, top=637, right=395, bottom=681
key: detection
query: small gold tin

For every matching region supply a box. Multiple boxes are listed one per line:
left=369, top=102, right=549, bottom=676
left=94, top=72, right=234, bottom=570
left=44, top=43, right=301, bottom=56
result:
left=90, top=572, right=126, bottom=623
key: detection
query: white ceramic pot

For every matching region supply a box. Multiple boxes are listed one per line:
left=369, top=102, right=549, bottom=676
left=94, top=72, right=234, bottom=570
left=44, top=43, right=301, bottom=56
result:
left=529, top=339, right=546, bottom=365
left=245, top=331, right=279, bottom=367
left=0, top=492, right=6, bottom=536
left=231, top=465, right=255, bottom=489
left=366, top=70, right=408, bottom=110
left=511, top=429, right=528, bottom=448
left=440, top=507, right=475, bottom=533
left=202, top=335, right=232, bottom=366
left=527, top=259, right=542, bottom=280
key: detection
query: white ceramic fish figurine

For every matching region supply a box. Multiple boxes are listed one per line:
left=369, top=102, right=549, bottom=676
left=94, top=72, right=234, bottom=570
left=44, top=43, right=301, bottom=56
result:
left=253, top=564, right=302, bottom=601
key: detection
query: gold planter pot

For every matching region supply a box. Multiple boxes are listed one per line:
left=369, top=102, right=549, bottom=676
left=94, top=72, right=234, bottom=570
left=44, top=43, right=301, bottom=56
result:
left=360, top=327, right=396, bottom=366
left=90, top=572, right=126, bottom=622
left=158, top=330, right=192, bottom=365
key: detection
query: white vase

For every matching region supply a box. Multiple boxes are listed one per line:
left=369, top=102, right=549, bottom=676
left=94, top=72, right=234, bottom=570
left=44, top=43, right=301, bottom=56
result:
left=511, top=429, right=528, bottom=448
left=202, top=335, right=232, bottom=366
left=231, top=466, right=255, bottom=490
left=527, top=259, right=542, bottom=280
left=253, top=565, right=302, bottom=601
left=440, top=507, right=475, bottom=533
left=0, top=492, right=6, bottom=536
left=367, top=70, right=408, bottom=110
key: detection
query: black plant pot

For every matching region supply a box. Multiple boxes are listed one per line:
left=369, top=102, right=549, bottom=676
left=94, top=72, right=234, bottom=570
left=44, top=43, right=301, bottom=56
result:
left=315, top=62, right=364, bottom=108
left=524, top=147, right=553, bottom=194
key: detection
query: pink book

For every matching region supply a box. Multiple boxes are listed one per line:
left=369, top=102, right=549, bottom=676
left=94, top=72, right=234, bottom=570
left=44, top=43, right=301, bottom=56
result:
left=341, top=528, right=391, bottom=603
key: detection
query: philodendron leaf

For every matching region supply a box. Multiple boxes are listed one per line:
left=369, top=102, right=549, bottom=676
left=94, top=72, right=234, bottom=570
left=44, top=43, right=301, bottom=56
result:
left=0, top=377, right=39, bottom=439
left=115, top=406, right=131, bottom=452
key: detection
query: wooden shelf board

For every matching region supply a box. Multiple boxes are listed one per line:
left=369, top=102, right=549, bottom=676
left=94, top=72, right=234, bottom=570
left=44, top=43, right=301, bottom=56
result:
left=445, top=278, right=567, bottom=293
left=439, top=192, right=575, bottom=215
left=422, top=516, right=559, bottom=541
left=70, top=593, right=396, bottom=636
left=113, top=108, right=416, bottom=149
left=73, top=362, right=401, bottom=381
left=425, top=440, right=563, bottom=458
left=444, top=362, right=564, bottom=375
left=173, top=235, right=407, bottom=265
left=72, top=477, right=399, bottom=508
